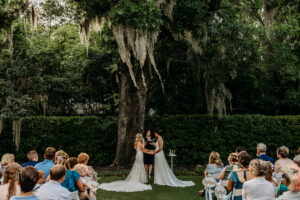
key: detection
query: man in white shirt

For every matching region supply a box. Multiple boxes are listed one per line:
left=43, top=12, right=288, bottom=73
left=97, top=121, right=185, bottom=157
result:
left=36, top=165, right=72, bottom=200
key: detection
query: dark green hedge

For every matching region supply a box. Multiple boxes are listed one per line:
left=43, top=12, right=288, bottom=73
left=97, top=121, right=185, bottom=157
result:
left=0, top=116, right=117, bottom=166
left=147, top=115, right=300, bottom=166
left=0, top=115, right=299, bottom=167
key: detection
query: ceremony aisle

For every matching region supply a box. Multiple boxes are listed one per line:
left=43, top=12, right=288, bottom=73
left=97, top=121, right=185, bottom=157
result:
left=97, top=176, right=203, bottom=200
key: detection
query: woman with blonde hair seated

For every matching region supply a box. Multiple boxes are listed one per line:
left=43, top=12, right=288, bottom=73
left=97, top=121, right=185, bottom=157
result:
left=205, top=151, right=224, bottom=180
left=0, top=153, right=15, bottom=175
left=0, top=162, right=22, bottom=200
left=220, top=153, right=239, bottom=181
left=276, top=164, right=300, bottom=200
left=242, top=159, right=275, bottom=200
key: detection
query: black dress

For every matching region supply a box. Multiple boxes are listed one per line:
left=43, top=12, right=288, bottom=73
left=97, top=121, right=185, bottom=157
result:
left=144, top=137, right=156, bottom=164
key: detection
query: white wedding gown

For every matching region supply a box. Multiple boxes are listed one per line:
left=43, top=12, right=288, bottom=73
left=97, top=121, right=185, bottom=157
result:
left=154, top=139, right=195, bottom=187
left=99, top=145, right=152, bottom=192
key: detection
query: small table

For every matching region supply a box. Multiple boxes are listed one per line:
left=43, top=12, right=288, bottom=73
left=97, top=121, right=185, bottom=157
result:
left=168, top=153, right=176, bottom=171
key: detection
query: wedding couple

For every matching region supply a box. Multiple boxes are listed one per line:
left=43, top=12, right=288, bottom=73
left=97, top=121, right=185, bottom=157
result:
left=99, top=130, right=194, bottom=192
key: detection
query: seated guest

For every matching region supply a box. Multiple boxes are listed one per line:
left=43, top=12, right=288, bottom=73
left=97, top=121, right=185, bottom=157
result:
left=78, top=153, right=96, bottom=180
left=274, top=146, right=293, bottom=173
left=9, top=166, right=40, bottom=200
left=55, top=150, right=69, bottom=160
left=0, top=162, right=22, bottom=200
left=35, top=147, right=56, bottom=183
left=0, top=153, right=15, bottom=175
left=204, top=151, right=223, bottom=180
left=33, top=171, right=44, bottom=194
left=257, top=143, right=275, bottom=164
left=74, top=164, right=97, bottom=200
left=276, top=164, right=300, bottom=200
left=48, top=151, right=88, bottom=200
left=22, top=151, right=39, bottom=167
left=225, top=151, right=252, bottom=200
left=242, top=159, right=275, bottom=200
left=68, top=157, right=78, bottom=170
left=220, top=153, right=240, bottom=181
left=36, top=165, right=72, bottom=200
left=199, top=152, right=223, bottom=199
left=293, top=155, right=300, bottom=167
left=78, top=153, right=97, bottom=200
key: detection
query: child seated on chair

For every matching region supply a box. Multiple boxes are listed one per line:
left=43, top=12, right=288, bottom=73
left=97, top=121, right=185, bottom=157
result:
left=74, top=164, right=97, bottom=200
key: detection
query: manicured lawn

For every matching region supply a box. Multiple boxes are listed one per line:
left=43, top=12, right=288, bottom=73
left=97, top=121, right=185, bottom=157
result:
left=96, top=176, right=205, bottom=200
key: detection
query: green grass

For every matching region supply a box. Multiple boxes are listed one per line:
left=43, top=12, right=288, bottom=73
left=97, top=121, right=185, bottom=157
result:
left=96, top=176, right=205, bottom=200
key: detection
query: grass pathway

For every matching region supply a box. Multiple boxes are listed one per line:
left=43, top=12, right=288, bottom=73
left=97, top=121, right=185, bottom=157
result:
left=96, top=176, right=204, bottom=200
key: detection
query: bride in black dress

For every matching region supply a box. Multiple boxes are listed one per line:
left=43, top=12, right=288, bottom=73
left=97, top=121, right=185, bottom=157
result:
left=144, top=130, right=157, bottom=179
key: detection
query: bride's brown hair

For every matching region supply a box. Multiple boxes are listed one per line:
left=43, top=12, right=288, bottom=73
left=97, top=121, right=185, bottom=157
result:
left=134, top=133, right=143, bottom=149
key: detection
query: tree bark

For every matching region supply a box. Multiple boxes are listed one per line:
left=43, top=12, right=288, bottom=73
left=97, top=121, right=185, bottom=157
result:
left=114, top=63, right=148, bottom=168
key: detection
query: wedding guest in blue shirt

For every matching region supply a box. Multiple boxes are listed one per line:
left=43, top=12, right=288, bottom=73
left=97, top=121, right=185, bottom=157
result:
left=10, top=166, right=40, bottom=200
left=22, top=151, right=39, bottom=168
left=257, top=143, right=275, bottom=164
left=35, top=147, right=56, bottom=183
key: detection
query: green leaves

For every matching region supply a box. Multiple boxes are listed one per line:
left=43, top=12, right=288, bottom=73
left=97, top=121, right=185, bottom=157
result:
left=109, top=0, right=163, bottom=31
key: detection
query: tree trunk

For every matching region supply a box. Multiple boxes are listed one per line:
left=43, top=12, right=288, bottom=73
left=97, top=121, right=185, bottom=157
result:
left=114, top=63, right=148, bottom=168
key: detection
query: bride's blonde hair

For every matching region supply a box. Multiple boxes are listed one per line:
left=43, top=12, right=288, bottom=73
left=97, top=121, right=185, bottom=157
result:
left=134, top=133, right=143, bottom=149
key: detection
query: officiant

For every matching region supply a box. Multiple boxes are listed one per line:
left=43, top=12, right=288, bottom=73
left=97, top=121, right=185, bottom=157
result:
left=144, top=130, right=157, bottom=180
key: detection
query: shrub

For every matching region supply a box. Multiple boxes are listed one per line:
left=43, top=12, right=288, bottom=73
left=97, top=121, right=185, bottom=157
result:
left=0, top=115, right=299, bottom=167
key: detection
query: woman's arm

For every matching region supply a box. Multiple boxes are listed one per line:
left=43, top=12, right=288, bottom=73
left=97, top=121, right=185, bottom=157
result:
left=204, top=169, right=208, bottom=177
left=154, top=138, right=162, bottom=154
left=219, top=168, right=226, bottom=180
left=76, top=178, right=86, bottom=192
left=138, top=143, right=154, bottom=154
left=226, top=179, right=233, bottom=191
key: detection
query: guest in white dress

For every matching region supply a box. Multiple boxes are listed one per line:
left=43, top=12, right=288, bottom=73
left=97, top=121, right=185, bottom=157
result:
left=276, top=164, right=300, bottom=200
left=242, top=159, right=275, bottom=200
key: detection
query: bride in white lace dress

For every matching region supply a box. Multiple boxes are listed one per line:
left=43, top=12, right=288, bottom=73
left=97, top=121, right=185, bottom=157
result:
left=154, top=130, right=195, bottom=187
left=99, top=133, right=153, bottom=192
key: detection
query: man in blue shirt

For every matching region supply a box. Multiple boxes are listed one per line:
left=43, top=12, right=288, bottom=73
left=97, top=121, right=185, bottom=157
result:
left=35, top=147, right=56, bottom=183
left=22, top=150, right=39, bottom=167
left=10, top=166, right=40, bottom=200
left=257, top=143, right=275, bottom=164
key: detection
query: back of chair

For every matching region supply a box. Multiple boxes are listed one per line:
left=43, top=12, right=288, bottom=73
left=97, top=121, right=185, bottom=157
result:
left=212, top=173, right=221, bottom=181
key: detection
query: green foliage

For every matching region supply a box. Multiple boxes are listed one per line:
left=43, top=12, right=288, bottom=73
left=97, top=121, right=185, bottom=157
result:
left=147, top=114, right=300, bottom=165
left=0, top=116, right=117, bottom=165
left=109, top=0, right=163, bottom=31
left=0, top=115, right=299, bottom=166
left=0, top=0, right=28, bottom=29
